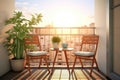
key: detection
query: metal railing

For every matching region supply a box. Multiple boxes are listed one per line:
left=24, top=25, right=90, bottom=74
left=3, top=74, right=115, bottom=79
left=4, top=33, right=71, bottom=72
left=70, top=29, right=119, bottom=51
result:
left=31, top=26, right=96, bottom=65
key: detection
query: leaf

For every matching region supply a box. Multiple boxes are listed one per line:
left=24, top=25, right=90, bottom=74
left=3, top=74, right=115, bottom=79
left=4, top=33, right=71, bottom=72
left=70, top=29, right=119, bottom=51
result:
left=4, top=11, right=43, bottom=59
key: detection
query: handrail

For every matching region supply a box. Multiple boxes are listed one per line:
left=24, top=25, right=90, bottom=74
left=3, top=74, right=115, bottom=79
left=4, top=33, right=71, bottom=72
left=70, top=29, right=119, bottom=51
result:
left=32, top=27, right=96, bottom=35
left=30, top=26, right=96, bottom=65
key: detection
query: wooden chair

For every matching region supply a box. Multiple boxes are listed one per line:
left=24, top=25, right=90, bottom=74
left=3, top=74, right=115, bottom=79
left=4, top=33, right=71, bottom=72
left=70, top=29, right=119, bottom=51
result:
left=24, top=34, right=50, bottom=74
left=72, top=35, right=99, bottom=75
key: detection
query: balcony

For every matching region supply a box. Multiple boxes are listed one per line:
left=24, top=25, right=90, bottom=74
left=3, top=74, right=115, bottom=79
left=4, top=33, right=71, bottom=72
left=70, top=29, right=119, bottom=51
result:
left=0, top=27, right=110, bottom=80
left=1, top=0, right=120, bottom=80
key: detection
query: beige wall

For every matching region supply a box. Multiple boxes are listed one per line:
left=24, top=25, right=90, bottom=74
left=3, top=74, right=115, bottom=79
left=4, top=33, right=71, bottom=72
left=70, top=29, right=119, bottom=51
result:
left=0, top=0, right=14, bottom=43
left=95, top=0, right=109, bottom=74
left=0, top=0, right=14, bottom=76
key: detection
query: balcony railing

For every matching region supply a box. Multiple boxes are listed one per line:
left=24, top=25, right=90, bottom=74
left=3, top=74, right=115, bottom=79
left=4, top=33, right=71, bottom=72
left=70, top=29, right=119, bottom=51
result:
left=30, top=26, right=96, bottom=66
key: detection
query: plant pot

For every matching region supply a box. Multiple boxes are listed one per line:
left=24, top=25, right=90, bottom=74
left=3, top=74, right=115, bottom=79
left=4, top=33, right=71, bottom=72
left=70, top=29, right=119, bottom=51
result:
left=10, top=59, right=24, bottom=71
left=53, top=43, right=59, bottom=49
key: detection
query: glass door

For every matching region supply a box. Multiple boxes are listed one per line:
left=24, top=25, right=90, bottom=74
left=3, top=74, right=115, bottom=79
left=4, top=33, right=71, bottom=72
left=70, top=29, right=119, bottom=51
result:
left=108, top=0, right=120, bottom=79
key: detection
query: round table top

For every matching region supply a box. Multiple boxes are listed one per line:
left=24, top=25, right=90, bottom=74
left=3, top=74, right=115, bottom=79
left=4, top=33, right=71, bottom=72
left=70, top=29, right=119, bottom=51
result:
left=50, top=48, right=73, bottom=51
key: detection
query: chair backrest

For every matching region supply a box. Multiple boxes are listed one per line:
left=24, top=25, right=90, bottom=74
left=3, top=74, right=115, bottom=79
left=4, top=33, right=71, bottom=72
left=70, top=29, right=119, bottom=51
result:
left=24, top=34, right=41, bottom=51
left=80, top=35, right=99, bottom=56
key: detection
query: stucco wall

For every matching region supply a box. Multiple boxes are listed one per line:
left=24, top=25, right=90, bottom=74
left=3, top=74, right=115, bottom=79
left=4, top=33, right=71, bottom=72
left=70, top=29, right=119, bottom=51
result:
left=0, top=0, right=14, bottom=76
left=0, top=0, right=14, bottom=43
left=95, top=0, right=109, bottom=74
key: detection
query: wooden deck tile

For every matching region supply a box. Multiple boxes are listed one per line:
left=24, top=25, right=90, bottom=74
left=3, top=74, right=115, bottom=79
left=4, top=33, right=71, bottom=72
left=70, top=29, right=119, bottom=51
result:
left=0, top=68, right=108, bottom=80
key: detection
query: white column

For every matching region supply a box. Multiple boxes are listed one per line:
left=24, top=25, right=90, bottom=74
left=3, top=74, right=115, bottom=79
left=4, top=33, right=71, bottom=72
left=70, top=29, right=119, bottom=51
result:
left=95, top=0, right=109, bottom=74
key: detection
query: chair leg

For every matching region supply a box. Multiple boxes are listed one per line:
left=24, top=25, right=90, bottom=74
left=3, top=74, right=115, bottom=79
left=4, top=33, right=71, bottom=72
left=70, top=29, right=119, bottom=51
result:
left=71, top=56, right=77, bottom=73
left=24, top=58, right=27, bottom=68
left=94, top=58, right=99, bottom=71
left=44, top=56, right=50, bottom=73
left=90, top=58, right=95, bottom=75
left=39, top=56, right=42, bottom=68
left=78, top=57, right=83, bottom=68
left=27, top=56, right=31, bottom=74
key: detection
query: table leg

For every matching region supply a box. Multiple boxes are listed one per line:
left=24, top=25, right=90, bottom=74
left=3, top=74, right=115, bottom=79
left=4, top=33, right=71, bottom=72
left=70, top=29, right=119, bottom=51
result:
left=52, top=50, right=58, bottom=70
left=64, top=50, right=70, bottom=73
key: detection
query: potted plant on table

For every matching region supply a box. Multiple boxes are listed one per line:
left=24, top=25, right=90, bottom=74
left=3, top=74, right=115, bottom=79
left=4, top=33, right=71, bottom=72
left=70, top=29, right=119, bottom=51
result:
left=52, top=36, right=61, bottom=49
left=4, top=11, right=42, bottom=71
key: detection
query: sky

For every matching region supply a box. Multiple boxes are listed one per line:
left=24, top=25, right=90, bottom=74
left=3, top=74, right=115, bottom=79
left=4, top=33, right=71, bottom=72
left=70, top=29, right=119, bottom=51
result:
left=15, top=0, right=94, bottom=27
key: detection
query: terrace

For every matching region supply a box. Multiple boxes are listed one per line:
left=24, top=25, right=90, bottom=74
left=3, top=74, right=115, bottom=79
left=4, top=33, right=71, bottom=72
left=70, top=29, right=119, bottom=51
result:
left=0, top=0, right=120, bottom=80
left=0, top=27, right=109, bottom=80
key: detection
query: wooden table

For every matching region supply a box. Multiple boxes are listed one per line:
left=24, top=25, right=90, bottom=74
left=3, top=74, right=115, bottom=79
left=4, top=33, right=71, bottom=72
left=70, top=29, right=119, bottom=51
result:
left=50, top=48, right=73, bottom=73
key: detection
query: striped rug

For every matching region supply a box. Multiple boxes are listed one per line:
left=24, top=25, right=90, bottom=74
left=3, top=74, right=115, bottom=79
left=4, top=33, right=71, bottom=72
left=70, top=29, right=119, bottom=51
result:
left=11, top=68, right=108, bottom=80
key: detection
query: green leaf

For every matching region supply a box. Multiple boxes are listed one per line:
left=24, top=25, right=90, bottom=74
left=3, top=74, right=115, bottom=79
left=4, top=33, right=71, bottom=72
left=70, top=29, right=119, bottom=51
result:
left=4, top=11, right=43, bottom=59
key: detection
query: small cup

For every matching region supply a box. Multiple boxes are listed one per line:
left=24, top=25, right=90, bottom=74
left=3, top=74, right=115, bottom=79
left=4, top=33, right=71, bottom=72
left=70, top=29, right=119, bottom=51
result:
left=62, top=43, right=68, bottom=48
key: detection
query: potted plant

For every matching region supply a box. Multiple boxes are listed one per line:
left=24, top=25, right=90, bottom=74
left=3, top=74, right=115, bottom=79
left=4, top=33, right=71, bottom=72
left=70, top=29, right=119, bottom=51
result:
left=4, top=11, right=42, bottom=71
left=52, top=36, right=61, bottom=48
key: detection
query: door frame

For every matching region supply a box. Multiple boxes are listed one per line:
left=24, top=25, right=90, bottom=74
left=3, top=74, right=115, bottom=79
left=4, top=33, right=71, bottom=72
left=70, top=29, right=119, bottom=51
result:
left=108, top=0, right=120, bottom=79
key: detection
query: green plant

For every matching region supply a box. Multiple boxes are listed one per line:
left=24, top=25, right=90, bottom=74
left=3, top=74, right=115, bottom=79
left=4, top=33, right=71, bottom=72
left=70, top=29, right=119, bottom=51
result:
left=4, top=11, right=42, bottom=59
left=52, top=36, right=61, bottom=43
